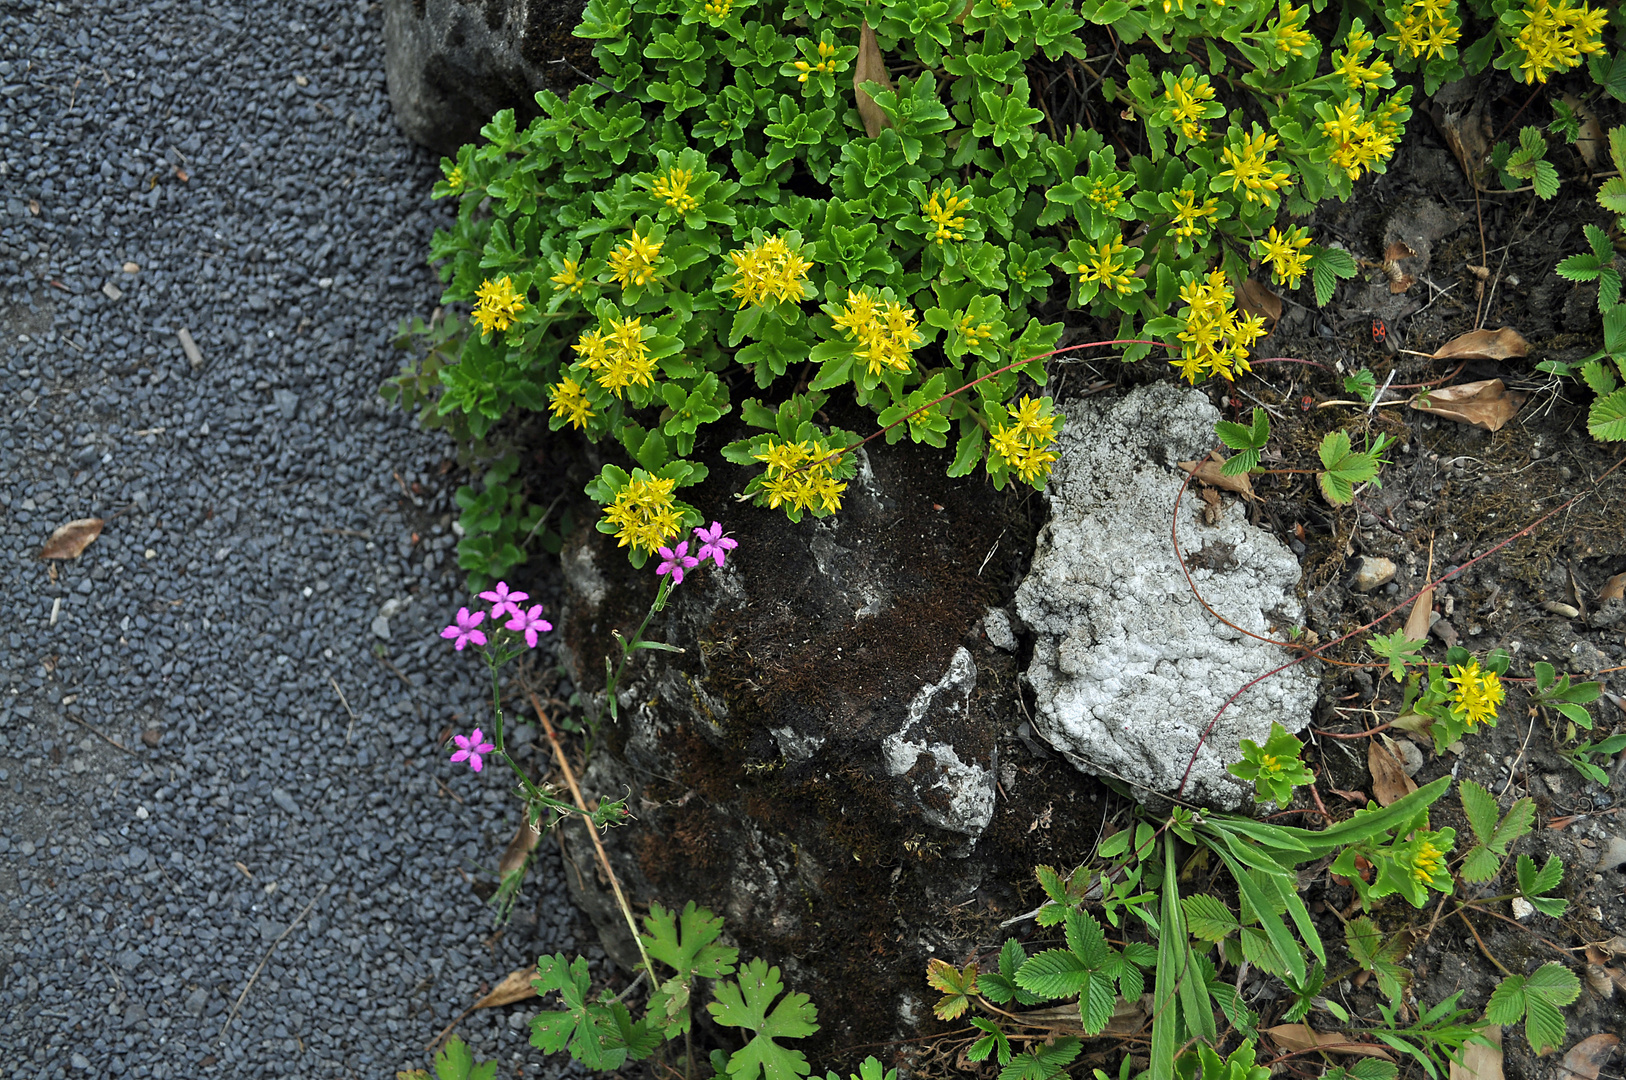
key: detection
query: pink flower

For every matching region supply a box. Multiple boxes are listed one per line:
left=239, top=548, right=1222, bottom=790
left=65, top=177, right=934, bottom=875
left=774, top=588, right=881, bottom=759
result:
left=506, top=603, right=553, bottom=647
left=449, top=728, right=495, bottom=772
left=692, top=521, right=737, bottom=569
left=479, top=581, right=529, bottom=621
left=656, top=540, right=700, bottom=584
left=440, top=607, right=487, bottom=651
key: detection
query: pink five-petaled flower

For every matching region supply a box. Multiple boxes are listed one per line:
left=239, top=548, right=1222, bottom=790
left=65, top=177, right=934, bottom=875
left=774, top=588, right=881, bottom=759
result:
left=478, top=581, right=529, bottom=621
left=692, top=521, right=737, bottom=569
left=449, top=728, right=495, bottom=772
left=506, top=603, right=553, bottom=647
left=656, top=540, right=700, bottom=584
left=440, top=607, right=487, bottom=651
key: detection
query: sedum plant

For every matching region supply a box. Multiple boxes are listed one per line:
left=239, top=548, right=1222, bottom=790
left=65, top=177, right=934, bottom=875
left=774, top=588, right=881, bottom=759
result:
left=408, top=0, right=1459, bottom=566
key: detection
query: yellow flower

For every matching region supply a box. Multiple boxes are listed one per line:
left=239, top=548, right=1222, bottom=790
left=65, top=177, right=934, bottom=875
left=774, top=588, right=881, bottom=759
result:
left=1219, top=129, right=1291, bottom=205
left=471, top=276, right=525, bottom=336
left=1270, top=1, right=1314, bottom=56
left=793, top=40, right=840, bottom=82
left=1162, top=74, right=1216, bottom=142
left=701, top=0, right=733, bottom=17
left=1255, top=226, right=1313, bottom=290
left=574, top=326, right=610, bottom=370
left=603, top=475, right=683, bottom=554
left=1511, top=0, right=1606, bottom=83
left=1321, top=98, right=1396, bottom=182
left=753, top=439, right=847, bottom=514
left=923, top=184, right=972, bottom=244
left=1074, top=236, right=1136, bottom=296
left=607, top=229, right=664, bottom=290
left=955, top=313, right=993, bottom=349
left=444, top=166, right=464, bottom=191
left=1448, top=659, right=1504, bottom=727
left=830, top=290, right=920, bottom=377
left=595, top=314, right=656, bottom=398
left=548, top=377, right=595, bottom=430
left=1388, top=0, right=1460, bottom=59
left=550, top=257, right=586, bottom=295
left=1168, top=188, right=1219, bottom=241
left=1332, top=28, right=1394, bottom=88
left=652, top=167, right=699, bottom=215
left=725, top=234, right=813, bottom=308
left=1170, top=269, right=1266, bottom=383
left=1410, top=838, right=1446, bottom=884
left=989, top=396, right=1062, bottom=486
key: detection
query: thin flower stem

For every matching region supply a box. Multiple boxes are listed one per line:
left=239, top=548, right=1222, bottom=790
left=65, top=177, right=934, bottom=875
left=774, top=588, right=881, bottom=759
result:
left=605, top=577, right=672, bottom=716
left=529, top=690, right=658, bottom=986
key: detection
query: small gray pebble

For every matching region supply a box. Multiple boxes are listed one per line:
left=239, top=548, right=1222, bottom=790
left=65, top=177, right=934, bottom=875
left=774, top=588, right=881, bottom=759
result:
left=271, top=787, right=298, bottom=814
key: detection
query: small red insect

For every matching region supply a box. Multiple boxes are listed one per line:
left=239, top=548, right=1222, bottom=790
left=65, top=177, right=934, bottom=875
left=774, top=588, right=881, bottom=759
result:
left=1371, top=317, right=1387, bottom=344
left=1300, top=394, right=1314, bottom=411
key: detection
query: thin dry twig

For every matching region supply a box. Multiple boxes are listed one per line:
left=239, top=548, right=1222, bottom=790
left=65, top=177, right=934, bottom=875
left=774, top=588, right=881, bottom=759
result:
left=62, top=712, right=136, bottom=755
left=329, top=675, right=359, bottom=745
left=218, top=894, right=319, bottom=1044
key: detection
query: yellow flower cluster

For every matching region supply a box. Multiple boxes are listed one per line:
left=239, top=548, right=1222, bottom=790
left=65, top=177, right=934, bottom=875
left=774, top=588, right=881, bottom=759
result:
left=1511, top=0, right=1606, bottom=83
left=1321, top=98, right=1398, bottom=181
left=444, top=166, right=465, bottom=191
left=955, top=313, right=994, bottom=350
left=1169, top=188, right=1219, bottom=241
left=652, top=167, right=699, bottom=215
left=1171, top=270, right=1268, bottom=383
left=726, top=234, right=813, bottom=308
left=1447, top=659, right=1504, bottom=727
left=923, top=185, right=972, bottom=244
left=753, top=439, right=847, bottom=514
left=574, top=313, right=657, bottom=398
left=988, top=396, right=1061, bottom=485
left=1219, top=129, right=1291, bottom=205
left=793, top=40, right=839, bottom=82
left=1410, top=838, right=1447, bottom=884
left=1333, top=27, right=1394, bottom=89
left=548, top=376, right=595, bottom=431
left=607, top=228, right=663, bottom=290
left=1073, top=236, right=1137, bottom=296
left=1255, top=225, right=1312, bottom=289
left=471, top=275, right=525, bottom=335
left=1389, top=0, right=1460, bottom=60
left=700, top=0, right=733, bottom=17
left=1269, top=1, right=1315, bottom=56
left=604, top=475, right=683, bottom=554
left=550, top=257, right=586, bottom=295
left=830, top=290, right=922, bottom=377
left=1163, top=74, right=1216, bottom=142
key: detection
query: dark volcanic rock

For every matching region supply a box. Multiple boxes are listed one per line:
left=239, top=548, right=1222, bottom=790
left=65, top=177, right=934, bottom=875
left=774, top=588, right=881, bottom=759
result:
left=383, top=0, right=590, bottom=154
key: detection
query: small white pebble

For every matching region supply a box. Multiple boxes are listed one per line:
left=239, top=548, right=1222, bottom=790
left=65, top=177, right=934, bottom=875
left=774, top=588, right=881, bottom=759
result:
left=135, top=806, right=149, bottom=820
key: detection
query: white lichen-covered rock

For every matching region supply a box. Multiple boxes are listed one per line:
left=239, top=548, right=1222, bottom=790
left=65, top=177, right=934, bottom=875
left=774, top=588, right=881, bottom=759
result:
left=1015, top=383, right=1316, bottom=809
left=881, top=647, right=994, bottom=838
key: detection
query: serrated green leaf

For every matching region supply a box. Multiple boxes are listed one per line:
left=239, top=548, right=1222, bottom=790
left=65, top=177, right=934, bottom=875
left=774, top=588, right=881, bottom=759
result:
left=1484, top=975, right=1526, bottom=1026
left=1518, top=853, right=1564, bottom=898
left=1589, top=387, right=1626, bottom=441
left=1582, top=359, right=1620, bottom=396
left=709, top=958, right=819, bottom=1080
left=1459, top=780, right=1499, bottom=846
left=1523, top=985, right=1568, bottom=1055
left=1491, top=798, right=1535, bottom=851
left=1015, top=948, right=1094, bottom=1000
left=1556, top=252, right=1604, bottom=282
left=1460, top=846, right=1500, bottom=883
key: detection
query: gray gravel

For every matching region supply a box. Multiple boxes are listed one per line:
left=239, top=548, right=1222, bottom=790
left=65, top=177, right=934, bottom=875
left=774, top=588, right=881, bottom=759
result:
left=0, top=1, right=590, bottom=1075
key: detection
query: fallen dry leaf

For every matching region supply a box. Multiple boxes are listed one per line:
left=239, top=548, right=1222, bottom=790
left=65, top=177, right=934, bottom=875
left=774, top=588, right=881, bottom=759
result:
left=853, top=22, right=893, bottom=138
left=1178, top=451, right=1256, bottom=499
left=499, top=815, right=544, bottom=878
left=1566, top=94, right=1605, bottom=170
left=473, top=967, right=539, bottom=1010
left=1430, top=327, right=1529, bottom=362
left=1265, top=1023, right=1395, bottom=1059
left=1557, top=1034, right=1618, bottom=1080
left=1431, top=99, right=1492, bottom=188
left=40, top=517, right=104, bottom=559
left=1600, top=573, right=1625, bottom=603
left=1405, top=587, right=1435, bottom=644
left=1384, top=241, right=1419, bottom=294
left=1369, top=735, right=1418, bottom=806
left=1237, top=278, right=1282, bottom=326
left=1451, top=1026, right=1503, bottom=1080
left=1015, top=996, right=1147, bottom=1036
left=1583, top=964, right=1615, bottom=999
left=1412, top=380, right=1525, bottom=432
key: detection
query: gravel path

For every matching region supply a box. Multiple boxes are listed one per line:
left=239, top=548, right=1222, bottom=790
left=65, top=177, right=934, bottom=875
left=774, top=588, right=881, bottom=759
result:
left=1, top=2, right=587, bottom=1075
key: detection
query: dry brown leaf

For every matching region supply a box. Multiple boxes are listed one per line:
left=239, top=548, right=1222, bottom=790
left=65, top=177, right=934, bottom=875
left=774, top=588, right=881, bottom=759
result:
left=1405, top=587, right=1435, bottom=645
left=1015, top=997, right=1147, bottom=1036
left=1451, top=1026, right=1503, bottom=1080
left=1431, top=100, right=1491, bottom=186
left=1584, top=964, right=1615, bottom=999
left=1265, top=1023, right=1395, bottom=1059
left=1601, top=935, right=1626, bottom=959
left=1237, top=278, right=1282, bottom=326
left=499, top=815, right=544, bottom=878
left=1369, top=735, right=1418, bottom=806
left=853, top=22, right=893, bottom=138
left=1557, top=1034, right=1619, bottom=1080
left=1430, top=327, right=1529, bottom=361
left=473, top=967, right=539, bottom=1009
left=1412, top=380, right=1525, bottom=432
left=1600, top=573, right=1625, bottom=603
left=1178, top=452, right=1256, bottom=499
left=1384, top=241, right=1419, bottom=294
left=40, top=517, right=104, bottom=559
left=1566, top=94, right=1605, bottom=169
